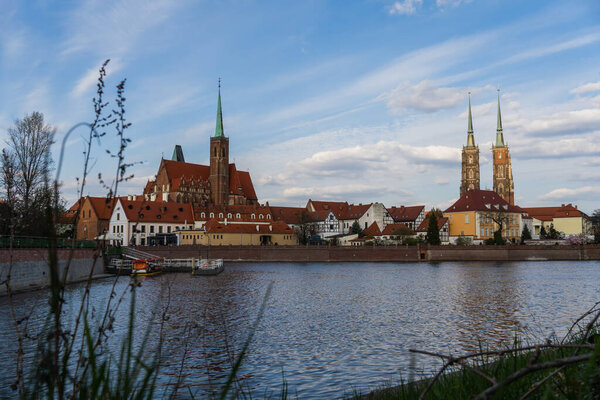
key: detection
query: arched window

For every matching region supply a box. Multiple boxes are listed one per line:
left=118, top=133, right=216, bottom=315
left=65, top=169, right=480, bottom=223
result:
left=236, top=213, right=241, bottom=219
left=201, top=212, right=205, bottom=218
left=267, top=214, right=271, bottom=219
left=209, top=212, right=214, bottom=218
left=498, top=152, right=502, bottom=159
left=227, top=213, right=232, bottom=218
left=251, top=214, right=256, bottom=219
left=219, top=213, right=223, bottom=218
left=499, top=168, right=503, bottom=177
left=498, top=184, right=504, bottom=194
left=469, top=170, right=473, bottom=179
left=259, top=214, right=264, bottom=219
left=469, top=155, right=473, bottom=164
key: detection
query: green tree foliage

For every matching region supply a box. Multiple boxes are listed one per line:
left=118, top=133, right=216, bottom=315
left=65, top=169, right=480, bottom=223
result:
left=521, top=224, right=532, bottom=243
left=493, top=229, right=506, bottom=245
left=540, top=225, right=547, bottom=239
left=547, top=223, right=562, bottom=240
left=351, top=220, right=364, bottom=238
left=425, top=213, right=441, bottom=245
left=391, top=224, right=414, bottom=243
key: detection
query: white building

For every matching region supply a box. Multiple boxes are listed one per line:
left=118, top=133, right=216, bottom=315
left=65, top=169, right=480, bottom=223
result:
left=108, top=198, right=194, bottom=246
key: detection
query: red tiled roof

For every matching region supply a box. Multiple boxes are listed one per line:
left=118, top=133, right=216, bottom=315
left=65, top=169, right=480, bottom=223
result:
left=417, top=216, right=448, bottom=232
left=381, top=223, right=411, bottom=235
left=193, top=204, right=272, bottom=223
left=88, top=196, right=118, bottom=220
left=523, top=204, right=588, bottom=220
left=388, top=205, right=425, bottom=222
left=118, top=199, right=194, bottom=224
left=204, top=219, right=294, bottom=234
left=363, top=222, right=382, bottom=237
left=236, top=169, right=258, bottom=200
left=444, top=190, right=524, bottom=214
left=163, top=159, right=210, bottom=182
left=269, top=206, right=307, bottom=225
left=307, top=200, right=372, bottom=220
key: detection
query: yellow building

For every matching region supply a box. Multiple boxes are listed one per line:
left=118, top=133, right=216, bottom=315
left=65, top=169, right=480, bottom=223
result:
left=177, top=219, right=297, bottom=246
left=524, top=204, right=592, bottom=238
left=444, top=189, right=526, bottom=242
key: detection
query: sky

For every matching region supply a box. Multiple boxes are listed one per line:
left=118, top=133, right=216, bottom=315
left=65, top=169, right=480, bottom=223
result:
left=1, top=0, right=600, bottom=213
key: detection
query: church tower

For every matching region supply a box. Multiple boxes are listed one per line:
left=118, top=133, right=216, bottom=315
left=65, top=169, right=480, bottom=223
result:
left=460, top=93, right=480, bottom=197
left=492, top=90, right=514, bottom=205
left=209, top=81, right=230, bottom=206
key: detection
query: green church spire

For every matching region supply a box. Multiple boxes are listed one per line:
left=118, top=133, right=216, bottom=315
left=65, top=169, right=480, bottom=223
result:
left=467, top=92, right=475, bottom=147
left=495, top=89, right=505, bottom=147
left=214, top=79, right=225, bottom=138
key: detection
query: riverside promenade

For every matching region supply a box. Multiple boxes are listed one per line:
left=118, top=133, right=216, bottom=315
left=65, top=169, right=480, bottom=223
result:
left=133, top=244, right=600, bottom=262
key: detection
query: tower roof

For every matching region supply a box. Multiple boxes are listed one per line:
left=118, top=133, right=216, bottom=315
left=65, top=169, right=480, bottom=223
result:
left=171, top=145, right=185, bottom=162
left=467, top=92, right=475, bottom=147
left=214, top=80, right=225, bottom=138
left=495, top=90, right=505, bottom=147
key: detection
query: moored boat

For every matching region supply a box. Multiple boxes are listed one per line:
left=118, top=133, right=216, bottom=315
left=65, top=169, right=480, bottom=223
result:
left=131, top=258, right=163, bottom=277
left=192, top=258, right=224, bottom=276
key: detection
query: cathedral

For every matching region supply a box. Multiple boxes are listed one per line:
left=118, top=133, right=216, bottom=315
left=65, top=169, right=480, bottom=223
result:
left=144, top=84, right=258, bottom=206
left=460, top=91, right=514, bottom=205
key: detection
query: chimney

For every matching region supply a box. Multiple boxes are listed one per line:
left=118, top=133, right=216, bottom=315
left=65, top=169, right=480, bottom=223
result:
left=269, top=225, right=272, bottom=232
left=127, top=195, right=132, bottom=200
left=256, top=225, right=259, bottom=232
left=224, top=218, right=228, bottom=226
left=132, top=195, right=137, bottom=201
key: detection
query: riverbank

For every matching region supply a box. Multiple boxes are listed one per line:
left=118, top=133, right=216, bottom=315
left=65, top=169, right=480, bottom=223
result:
left=132, top=244, right=600, bottom=262
left=0, top=248, right=105, bottom=295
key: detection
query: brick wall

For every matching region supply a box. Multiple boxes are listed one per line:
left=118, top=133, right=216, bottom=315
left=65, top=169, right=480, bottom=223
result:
left=133, top=244, right=600, bottom=262
left=0, top=249, right=102, bottom=295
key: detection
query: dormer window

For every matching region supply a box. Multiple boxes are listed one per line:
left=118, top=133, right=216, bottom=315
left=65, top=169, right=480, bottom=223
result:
left=236, top=213, right=241, bottom=219
left=259, top=214, right=264, bottom=219
left=227, top=213, right=232, bottom=218
left=201, top=212, right=206, bottom=218
left=209, top=212, right=214, bottom=218
left=219, top=213, right=223, bottom=218
left=251, top=214, right=256, bottom=219
left=267, top=214, right=271, bottom=219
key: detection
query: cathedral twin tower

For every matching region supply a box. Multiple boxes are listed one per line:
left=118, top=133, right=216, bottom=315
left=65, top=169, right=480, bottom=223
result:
left=460, top=91, right=514, bottom=205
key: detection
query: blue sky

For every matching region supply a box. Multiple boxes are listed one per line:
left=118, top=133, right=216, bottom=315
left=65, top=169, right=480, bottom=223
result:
left=1, top=0, right=600, bottom=213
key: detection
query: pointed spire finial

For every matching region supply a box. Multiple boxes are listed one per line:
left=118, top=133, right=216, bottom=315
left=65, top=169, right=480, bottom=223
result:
left=495, top=88, right=505, bottom=146
left=466, top=92, right=475, bottom=147
left=215, top=79, right=225, bottom=138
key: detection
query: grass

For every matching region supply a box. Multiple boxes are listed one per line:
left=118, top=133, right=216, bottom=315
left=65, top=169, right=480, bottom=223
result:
left=355, top=332, right=600, bottom=399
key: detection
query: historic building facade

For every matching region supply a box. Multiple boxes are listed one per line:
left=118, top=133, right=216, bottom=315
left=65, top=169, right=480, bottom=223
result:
left=492, top=92, right=515, bottom=205
left=143, top=85, right=258, bottom=206
left=460, top=94, right=480, bottom=197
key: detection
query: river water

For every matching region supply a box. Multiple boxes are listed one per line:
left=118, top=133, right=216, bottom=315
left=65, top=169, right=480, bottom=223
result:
left=1, top=261, right=599, bottom=398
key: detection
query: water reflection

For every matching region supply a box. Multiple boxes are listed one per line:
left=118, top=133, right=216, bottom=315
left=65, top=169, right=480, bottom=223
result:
left=0, top=261, right=599, bottom=399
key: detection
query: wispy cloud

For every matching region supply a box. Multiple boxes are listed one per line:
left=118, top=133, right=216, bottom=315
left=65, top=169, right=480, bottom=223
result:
left=389, top=0, right=423, bottom=15
left=571, top=80, right=600, bottom=95
left=71, top=59, right=123, bottom=97
left=539, top=186, right=600, bottom=201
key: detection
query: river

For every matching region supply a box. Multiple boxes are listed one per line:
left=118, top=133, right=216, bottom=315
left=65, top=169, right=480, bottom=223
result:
left=1, top=261, right=599, bottom=398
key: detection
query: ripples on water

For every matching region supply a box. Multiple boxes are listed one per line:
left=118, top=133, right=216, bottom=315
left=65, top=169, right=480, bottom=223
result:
left=1, top=261, right=599, bottom=398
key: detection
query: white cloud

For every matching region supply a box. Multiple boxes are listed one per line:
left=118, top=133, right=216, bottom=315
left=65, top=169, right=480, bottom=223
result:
left=71, top=59, right=123, bottom=98
left=513, top=108, right=600, bottom=136
left=283, top=184, right=405, bottom=201
left=512, top=136, right=600, bottom=159
left=61, top=0, right=184, bottom=57
left=538, top=186, right=600, bottom=201
left=436, top=0, right=472, bottom=7
left=571, top=81, right=600, bottom=95
left=389, top=0, right=422, bottom=15
left=385, top=80, right=495, bottom=114
left=435, top=177, right=449, bottom=185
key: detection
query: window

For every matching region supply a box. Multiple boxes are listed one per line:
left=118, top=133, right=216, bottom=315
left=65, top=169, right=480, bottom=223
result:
left=150, top=226, right=155, bottom=233
left=227, top=213, right=232, bottom=218
left=117, top=213, right=120, bottom=221
left=469, top=170, right=473, bottom=179
left=499, top=153, right=502, bottom=159
left=259, top=214, right=264, bottom=219
left=330, top=224, right=334, bottom=230
left=167, top=226, right=171, bottom=233
left=480, top=228, right=484, bottom=237
left=159, top=226, right=163, bottom=234
left=267, top=214, right=271, bottom=219
left=141, top=225, right=146, bottom=233
left=219, top=213, right=223, bottom=218
left=465, top=214, right=469, bottom=224
left=469, top=155, right=473, bottom=164
left=236, top=213, right=241, bottom=219
left=251, top=214, right=256, bottom=219
left=365, top=222, right=368, bottom=229
left=201, top=212, right=206, bottom=218
left=210, top=213, right=214, bottom=218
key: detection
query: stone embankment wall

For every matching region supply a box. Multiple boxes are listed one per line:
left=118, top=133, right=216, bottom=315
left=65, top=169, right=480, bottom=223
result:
left=134, top=244, right=600, bottom=262
left=0, top=249, right=102, bottom=295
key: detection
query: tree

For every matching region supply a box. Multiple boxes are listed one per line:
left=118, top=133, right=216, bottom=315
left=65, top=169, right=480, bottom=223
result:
left=547, top=223, right=562, bottom=240
left=521, top=224, right=532, bottom=243
left=391, top=224, right=414, bottom=244
left=295, top=210, right=317, bottom=245
left=425, top=212, right=441, bottom=245
left=482, top=210, right=509, bottom=245
left=351, top=220, right=364, bottom=238
left=1, top=112, right=55, bottom=235
left=540, top=225, right=547, bottom=239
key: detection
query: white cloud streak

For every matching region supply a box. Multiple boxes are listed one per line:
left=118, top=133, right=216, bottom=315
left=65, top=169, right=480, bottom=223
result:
left=389, top=0, right=423, bottom=15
